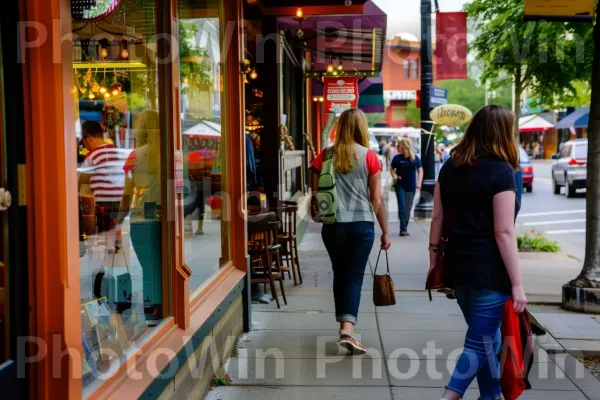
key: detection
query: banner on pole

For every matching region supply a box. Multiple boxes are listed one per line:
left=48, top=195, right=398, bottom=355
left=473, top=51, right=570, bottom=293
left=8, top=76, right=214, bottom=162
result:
left=435, top=12, right=468, bottom=80
left=323, top=76, right=359, bottom=113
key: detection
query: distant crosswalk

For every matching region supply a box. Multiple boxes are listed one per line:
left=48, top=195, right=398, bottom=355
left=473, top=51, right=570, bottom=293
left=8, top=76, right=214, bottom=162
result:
left=517, top=209, right=586, bottom=236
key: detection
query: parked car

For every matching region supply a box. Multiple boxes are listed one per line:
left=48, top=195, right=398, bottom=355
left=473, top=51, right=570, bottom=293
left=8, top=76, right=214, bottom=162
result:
left=551, top=138, right=588, bottom=198
left=519, top=147, right=534, bottom=193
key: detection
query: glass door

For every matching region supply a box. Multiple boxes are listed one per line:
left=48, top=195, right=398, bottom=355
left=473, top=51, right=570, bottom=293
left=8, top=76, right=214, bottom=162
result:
left=0, top=7, right=28, bottom=397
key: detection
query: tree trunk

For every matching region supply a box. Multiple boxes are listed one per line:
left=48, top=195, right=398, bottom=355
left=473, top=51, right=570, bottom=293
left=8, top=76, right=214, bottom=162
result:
left=513, top=66, right=523, bottom=141
left=570, top=18, right=600, bottom=288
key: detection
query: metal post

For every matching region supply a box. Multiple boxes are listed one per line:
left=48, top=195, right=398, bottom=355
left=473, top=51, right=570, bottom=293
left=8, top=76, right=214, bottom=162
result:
left=414, top=0, right=436, bottom=218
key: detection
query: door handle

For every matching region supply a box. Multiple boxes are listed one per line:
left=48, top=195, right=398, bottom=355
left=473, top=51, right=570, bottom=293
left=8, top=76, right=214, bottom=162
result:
left=0, top=188, right=12, bottom=210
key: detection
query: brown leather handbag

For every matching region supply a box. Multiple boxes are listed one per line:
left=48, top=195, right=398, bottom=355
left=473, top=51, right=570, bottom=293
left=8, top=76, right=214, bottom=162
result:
left=425, top=169, right=468, bottom=301
left=373, top=249, right=396, bottom=306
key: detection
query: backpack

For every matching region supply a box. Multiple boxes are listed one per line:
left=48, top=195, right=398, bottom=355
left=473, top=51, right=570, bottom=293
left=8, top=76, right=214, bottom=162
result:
left=315, top=148, right=338, bottom=224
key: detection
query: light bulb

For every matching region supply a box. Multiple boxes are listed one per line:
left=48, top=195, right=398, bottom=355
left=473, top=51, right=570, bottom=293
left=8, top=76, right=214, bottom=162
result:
left=99, top=87, right=107, bottom=94
left=296, top=8, right=303, bottom=18
left=88, top=93, right=95, bottom=100
left=104, top=93, right=110, bottom=98
left=332, top=71, right=338, bottom=76
left=345, top=0, right=352, bottom=5
left=183, top=77, right=189, bottom=84
left=338, top=64, right=343, bottom=71
left=327, top=64, right=334, bottom=73
left=112, top=89, right=119, bottom=96
left=100, top=48, right=109, bottom=59
left=319, top=97, right=324, bottom=102
left=249, top=69, right=258, bottom=80
left=297, top=29, right=304, bottom=38
left=121, top=49, right=129, bottom=59
left=313, top=97, right=318, bottom=102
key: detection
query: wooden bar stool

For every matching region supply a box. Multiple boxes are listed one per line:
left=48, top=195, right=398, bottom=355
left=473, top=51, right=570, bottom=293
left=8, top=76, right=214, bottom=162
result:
left=248, top=219, right=287, bottom=308
left=270, top=202, right=303, bottom=286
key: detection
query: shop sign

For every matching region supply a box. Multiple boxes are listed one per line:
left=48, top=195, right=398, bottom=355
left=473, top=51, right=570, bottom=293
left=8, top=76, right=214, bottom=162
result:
left=430, top=104, right=472, bottom=126
left=175, top=150, right=184, bottom=194
left=323, top=76, right=359, bottom=113
left=524, top=0, right=594, bottom=21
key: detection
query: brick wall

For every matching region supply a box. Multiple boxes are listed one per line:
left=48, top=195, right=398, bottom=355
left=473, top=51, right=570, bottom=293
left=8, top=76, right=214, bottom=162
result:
left=157, top=295, right=243, bottom=400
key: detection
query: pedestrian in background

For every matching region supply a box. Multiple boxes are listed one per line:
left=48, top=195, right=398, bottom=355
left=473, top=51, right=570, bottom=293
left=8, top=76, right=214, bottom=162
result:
left=430, top=105, right=527, bottom=400
left=310, top=108, right=391, bottom=355
left=391, top=138, right=423, bottom=236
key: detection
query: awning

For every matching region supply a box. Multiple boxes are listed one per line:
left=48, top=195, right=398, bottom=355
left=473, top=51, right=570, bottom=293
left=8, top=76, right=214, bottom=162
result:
left=519, top=114, right=554, bottom=133
left=556, top=105, right=589, bottom=129
left=278, top=1, right=387, bottom=72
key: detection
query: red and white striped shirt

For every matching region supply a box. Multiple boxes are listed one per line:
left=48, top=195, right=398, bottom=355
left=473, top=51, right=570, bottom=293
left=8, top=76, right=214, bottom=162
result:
left=81, top=144, right=131, bottom=202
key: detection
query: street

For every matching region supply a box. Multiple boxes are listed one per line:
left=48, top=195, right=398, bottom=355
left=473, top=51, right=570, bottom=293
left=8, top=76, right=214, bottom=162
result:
left=517, top=160, right=587, bottom=259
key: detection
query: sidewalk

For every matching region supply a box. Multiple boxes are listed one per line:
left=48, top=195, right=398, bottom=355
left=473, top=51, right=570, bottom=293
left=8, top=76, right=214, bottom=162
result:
left=206, top=216, right=600, bottom=399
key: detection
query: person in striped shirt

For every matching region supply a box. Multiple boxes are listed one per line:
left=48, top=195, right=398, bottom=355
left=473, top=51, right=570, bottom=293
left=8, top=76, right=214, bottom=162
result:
left=78, top=121, right=130, bottom=234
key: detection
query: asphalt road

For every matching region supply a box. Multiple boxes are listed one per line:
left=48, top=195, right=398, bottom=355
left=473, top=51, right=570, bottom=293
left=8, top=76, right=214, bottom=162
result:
left=517, top=160, right=587, bottom=257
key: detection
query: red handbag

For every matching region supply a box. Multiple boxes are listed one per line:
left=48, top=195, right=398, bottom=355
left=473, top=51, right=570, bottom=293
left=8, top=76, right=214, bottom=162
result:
left=425, top=169, right=468, bottom=300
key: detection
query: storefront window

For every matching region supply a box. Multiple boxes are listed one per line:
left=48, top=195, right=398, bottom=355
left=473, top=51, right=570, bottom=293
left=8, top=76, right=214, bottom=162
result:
left=179, top=0, right=230, bottom=293
left=73, top=0, right=164, bottom=387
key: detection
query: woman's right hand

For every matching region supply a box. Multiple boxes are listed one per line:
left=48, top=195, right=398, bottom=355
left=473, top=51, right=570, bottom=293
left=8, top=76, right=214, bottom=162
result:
left=512, top=285, right=527, bottom=313
left=380, top=233, right=391, bottom=250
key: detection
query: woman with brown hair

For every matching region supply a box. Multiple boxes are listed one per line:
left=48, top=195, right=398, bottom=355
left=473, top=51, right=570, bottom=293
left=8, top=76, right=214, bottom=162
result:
left=430, top=105, right=527, bottom=400
left=310, top=108, right=391, bottom=354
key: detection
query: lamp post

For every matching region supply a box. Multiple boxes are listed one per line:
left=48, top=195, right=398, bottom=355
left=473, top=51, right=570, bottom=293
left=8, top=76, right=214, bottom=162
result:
left=414, top=0, right=436, bottom=218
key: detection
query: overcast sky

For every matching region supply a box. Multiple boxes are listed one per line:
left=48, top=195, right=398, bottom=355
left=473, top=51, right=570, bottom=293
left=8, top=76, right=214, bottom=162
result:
left=373, top=0, right=469, bottom=39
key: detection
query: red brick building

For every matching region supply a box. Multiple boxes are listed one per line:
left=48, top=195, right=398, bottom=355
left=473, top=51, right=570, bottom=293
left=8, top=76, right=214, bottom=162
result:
left=382, top=35, right=438, bottom=127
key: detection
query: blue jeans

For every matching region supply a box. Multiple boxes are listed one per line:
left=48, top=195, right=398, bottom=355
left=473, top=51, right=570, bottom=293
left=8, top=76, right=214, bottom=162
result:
left=395, top=184, right=415, bottom=233
left=321, top=222, right=375, bottom=324
left=446, top=286, right=511, bottom=400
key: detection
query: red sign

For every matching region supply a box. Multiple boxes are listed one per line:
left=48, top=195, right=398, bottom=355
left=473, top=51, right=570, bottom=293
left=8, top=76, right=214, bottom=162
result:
left=435, top=12, right=468, bottom=80
left=323, top=76, right=359, bottom=113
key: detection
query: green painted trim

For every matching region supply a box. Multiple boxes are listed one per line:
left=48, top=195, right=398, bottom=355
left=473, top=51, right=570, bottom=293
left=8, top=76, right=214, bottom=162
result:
left=140, top=276, right=246, bottom=399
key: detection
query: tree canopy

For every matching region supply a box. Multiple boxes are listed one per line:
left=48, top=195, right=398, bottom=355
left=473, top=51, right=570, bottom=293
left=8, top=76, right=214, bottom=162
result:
left=465, top=0, right=593, bottom=111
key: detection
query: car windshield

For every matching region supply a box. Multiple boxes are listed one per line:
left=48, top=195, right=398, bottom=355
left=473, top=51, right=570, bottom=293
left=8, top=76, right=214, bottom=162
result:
left=574, top=143, right=588, bottom=159
left=519, top=147, right=529, bottom=162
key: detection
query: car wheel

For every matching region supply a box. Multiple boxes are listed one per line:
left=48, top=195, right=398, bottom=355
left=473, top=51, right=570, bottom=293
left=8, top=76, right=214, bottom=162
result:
left=552, top=172, right=561, bottom=195
left=526, top=184, right=533, bottom=193
left=565, top=176, right=576, bottom=198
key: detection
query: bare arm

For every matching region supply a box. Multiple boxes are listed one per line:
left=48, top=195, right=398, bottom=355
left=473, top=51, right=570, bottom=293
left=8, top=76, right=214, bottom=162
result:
left=493, top=190, right=527, bottom=313
left=369, top=171, right=391, bottom=250
left=429, top=182, right=443, bottom=269
left=417, top=167, right=424, bottom=189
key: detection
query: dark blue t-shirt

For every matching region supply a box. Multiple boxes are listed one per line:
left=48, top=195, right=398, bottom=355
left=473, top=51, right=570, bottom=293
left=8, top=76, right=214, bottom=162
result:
left=391, top=154, right=422, bottom=192
left=438, top=158, right=520, bottom=293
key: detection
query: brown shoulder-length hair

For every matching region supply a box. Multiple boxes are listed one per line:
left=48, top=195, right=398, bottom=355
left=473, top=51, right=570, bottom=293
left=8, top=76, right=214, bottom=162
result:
left=450, top=105, right=519, bottom=170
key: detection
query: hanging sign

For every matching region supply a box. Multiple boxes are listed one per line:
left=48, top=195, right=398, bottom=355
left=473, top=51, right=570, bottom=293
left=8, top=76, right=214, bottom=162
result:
left=430, top=104, right=472, bottom=126
left=323, top=76, right=359, bottom=114
left=175, top=150, right=184, bottom=194
left=524, top=0, right=594, bottom=21
left=435, top=12, right=468, bottom=80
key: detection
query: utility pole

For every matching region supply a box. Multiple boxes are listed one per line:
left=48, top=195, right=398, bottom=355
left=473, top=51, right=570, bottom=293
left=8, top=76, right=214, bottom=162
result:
left=414, top=0, right=435, bottom=218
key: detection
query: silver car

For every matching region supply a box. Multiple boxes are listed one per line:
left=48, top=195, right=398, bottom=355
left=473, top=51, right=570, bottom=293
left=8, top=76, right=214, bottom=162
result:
left=551, top=138, right=588, bottom=198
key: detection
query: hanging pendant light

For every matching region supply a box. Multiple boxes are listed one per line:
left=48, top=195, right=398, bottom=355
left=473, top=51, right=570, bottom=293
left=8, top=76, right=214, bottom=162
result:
left=345, top=0, right=352, bottom=5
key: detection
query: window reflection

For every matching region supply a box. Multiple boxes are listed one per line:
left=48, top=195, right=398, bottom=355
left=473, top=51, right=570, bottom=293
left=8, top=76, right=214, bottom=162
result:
left=73, top=0, right=163, bottom=387
left=179, top=0, right=230, bottom=293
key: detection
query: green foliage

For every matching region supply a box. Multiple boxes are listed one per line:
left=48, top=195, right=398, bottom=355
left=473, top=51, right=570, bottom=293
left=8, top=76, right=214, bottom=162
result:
left=465, top=0, right=593, bottom=109
left=365, top=112, right=386, bottom=127
left=211, top=376, right=231, bottom=387
left=517, top=231, right=560, bottom=252
left=179, top=20, right=212, bottom=91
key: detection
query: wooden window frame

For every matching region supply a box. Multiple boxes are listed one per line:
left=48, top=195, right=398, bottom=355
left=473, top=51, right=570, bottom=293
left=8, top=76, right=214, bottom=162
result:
left=22, top=0, right=247, bottom=399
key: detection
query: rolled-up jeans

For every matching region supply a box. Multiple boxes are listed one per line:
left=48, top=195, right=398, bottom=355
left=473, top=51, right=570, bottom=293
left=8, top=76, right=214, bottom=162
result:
left=446, top=286, right=511, bottom=400
left=321, top=221, right=375, bottom=324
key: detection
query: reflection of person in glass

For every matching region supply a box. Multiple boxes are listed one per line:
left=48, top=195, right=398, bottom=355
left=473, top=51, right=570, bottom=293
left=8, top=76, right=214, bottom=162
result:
left=79, top=121, right=128, bottom=247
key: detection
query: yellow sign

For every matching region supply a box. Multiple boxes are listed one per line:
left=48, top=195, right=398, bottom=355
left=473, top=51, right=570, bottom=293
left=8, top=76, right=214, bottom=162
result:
left=430, top=104, right=473, bottom=126
left=524, top=0, right=595, bottom=21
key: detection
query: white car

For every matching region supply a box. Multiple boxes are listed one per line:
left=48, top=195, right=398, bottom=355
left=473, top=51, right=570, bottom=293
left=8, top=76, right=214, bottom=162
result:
left=551, top=138, right=587, bottom=198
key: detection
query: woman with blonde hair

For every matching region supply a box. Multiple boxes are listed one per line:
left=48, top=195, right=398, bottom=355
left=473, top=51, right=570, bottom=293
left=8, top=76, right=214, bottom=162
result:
left=310, top=108, right=391, bottom=354
left=391, top=138, right=423, bottom=236
left=431, top=105, right=527, bottom=400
